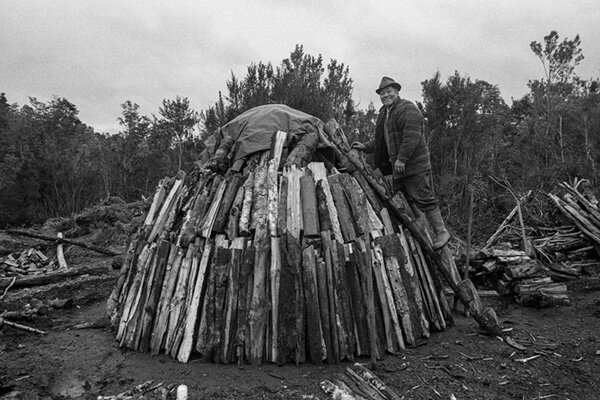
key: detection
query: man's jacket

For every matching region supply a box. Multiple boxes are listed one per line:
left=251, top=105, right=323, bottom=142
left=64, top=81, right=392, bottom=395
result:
left=365, top=98, right=431, bottom=178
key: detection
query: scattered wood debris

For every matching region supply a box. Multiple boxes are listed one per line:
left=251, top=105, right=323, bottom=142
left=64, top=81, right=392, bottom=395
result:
left=96, top=380, right=177, bottom=400
left=469, top=246, right=570, bottom=307
left=321, top=363, right=402, bottom=400
left=0, top=248, right=55, bottom=277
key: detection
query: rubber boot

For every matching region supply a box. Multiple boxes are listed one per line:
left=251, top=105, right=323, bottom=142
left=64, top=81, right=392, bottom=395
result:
left=425, top=206, right=451, bottom=250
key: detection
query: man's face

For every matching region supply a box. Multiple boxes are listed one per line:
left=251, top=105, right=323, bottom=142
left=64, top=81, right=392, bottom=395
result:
left=379, top=86, right=399, bottom=107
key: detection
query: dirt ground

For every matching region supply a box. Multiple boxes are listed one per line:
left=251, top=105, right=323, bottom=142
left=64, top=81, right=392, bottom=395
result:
left=2, top=247, right=600, bottom=400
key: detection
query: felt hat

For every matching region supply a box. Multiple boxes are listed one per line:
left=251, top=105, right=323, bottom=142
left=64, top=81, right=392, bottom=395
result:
left=375, top=76, right=402, bottom=94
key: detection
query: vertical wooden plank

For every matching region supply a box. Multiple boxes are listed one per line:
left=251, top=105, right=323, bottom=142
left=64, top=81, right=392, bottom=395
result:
left=277, top=233, right=301, bottom=365
left=321, top=232, right=339, bottom=362
left=300, top=174, right=320, bottom=237
left=328, top=174, right=357, bottom=243
left=235, top=242, right=255, bottom=365
left=150, top=246, right=185, bottom=354
left=177, top=239, right=214, bottom=362
left=302, top=244, right=324, bottom=364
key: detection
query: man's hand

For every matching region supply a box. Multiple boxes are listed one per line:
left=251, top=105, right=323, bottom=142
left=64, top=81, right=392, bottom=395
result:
left=351, top=142, right=366, bottom=151
left=394, top=159, right=406, bottom=174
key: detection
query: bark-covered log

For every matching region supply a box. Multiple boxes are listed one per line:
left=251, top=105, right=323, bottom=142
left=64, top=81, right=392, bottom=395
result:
left=204, top=136, right=235, bottom=173
left=284, top=131, right=318, bottom=168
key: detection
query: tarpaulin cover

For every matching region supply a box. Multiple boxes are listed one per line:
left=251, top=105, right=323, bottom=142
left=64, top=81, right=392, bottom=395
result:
left=219, top=104, right=330, bottom=163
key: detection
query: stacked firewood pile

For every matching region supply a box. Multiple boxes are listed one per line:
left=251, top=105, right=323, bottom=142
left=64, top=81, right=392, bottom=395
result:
left=469, top=247, right=569, bottom=307
left=1, top=248, right=53, bottom=277
left=107, top=128, right=456, bottom=365
left=533, top=225, right=599, bottom=278
left=548, top=179, right=600, bottom=256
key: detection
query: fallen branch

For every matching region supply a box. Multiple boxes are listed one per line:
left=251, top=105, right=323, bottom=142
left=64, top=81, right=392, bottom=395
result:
left=0, top=265, right=110, bottom=291
left=0, top=276, right=17, bottom=299
left=0, top=317, right=47, bottom=334
left=3, top=229, right=121, bottom=256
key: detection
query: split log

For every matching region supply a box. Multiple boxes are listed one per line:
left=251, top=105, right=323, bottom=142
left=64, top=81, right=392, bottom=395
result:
left=353, top=237, right=379, bottom=361
left=177, top=239, right=213, bottom=362
left=321, top=231, right=340, bottom=361
left=375, top=234, right=415, bottom=346
left=328, top=174, right=357, bottom=243
left=198, top=178, right=228, bottom=238
left=276, top=175, right=289, bottom=237
left=302, top=245, right=325, bottom=364
left=163, top=245, right=196, bottom=355
left=315, top=255, right=334, bottom=364
left=235, top=242, right=255, bottom=364
left=371, top=233, right=405, bottom=351
left=150, top=246, right=185, bottom=354
left=405, top=231, right=445, bottom=331
left=116, top=244, right=157, bottom=344
left=397, top=228, right=429, bottom=339
left=315, top=181, right=332, bottom=232
left=337, top=175, right=369, bottom=236
left=331, top=240, right=355, bottom=361
left=210, top=239, right=231, bottom=363
left=249, top=224, right=271, bottom=365
left=213, top=175, right=244, bottom=233
left=147, top=171, right=186, bottom=243
left=144, top=177, right=171, bottom=228
left=277, top=233, right=301, bottom=364
left=168, top=244, right=202, bottom=358
left=269, top=237, right=281, bottom=362
left=137, top=240, right=171, bottom=351
left=308, top=162, right=344, bottom=243
left=238, top=172, right=255, bottom=236
left=225, top=184, right=245, bottom=240
left=4, top=229, right=121, bottom=256
left=345, top=247, right=370, bottom=356
left=300, top=175, right=320, bottom=237
left=177, top=176, right=211, bottom=248
left=267, top=161, right=280, bottom=238
left=250, top=165, right=269, bottom=231
left=515, top=281, right=570, bottom=307
left=285, top=166, right=304, bottom=239
left=270, top=131, right=288, bottom=169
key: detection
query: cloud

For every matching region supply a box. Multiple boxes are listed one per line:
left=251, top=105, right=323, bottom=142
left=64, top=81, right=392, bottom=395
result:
left=1, top=0, right=599, bottom=133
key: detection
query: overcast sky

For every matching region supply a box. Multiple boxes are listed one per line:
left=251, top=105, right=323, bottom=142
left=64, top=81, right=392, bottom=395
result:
left=2, top=0, right=599, bottom=133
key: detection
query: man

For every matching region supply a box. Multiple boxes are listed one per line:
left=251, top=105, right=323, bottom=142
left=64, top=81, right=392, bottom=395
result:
left=352, top=76, right=450, bottom=249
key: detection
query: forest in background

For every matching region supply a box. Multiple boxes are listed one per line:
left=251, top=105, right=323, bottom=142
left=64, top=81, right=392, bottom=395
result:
left=1, top=31, right=598, bottom=243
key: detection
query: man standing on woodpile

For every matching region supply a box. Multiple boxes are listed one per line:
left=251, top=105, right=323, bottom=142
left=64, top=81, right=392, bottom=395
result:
left=352, top=76, right=450, bottom=249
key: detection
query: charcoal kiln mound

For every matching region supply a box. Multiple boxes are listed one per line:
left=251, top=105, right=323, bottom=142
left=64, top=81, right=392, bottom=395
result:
left=107, top=104, right=465, bottom=365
